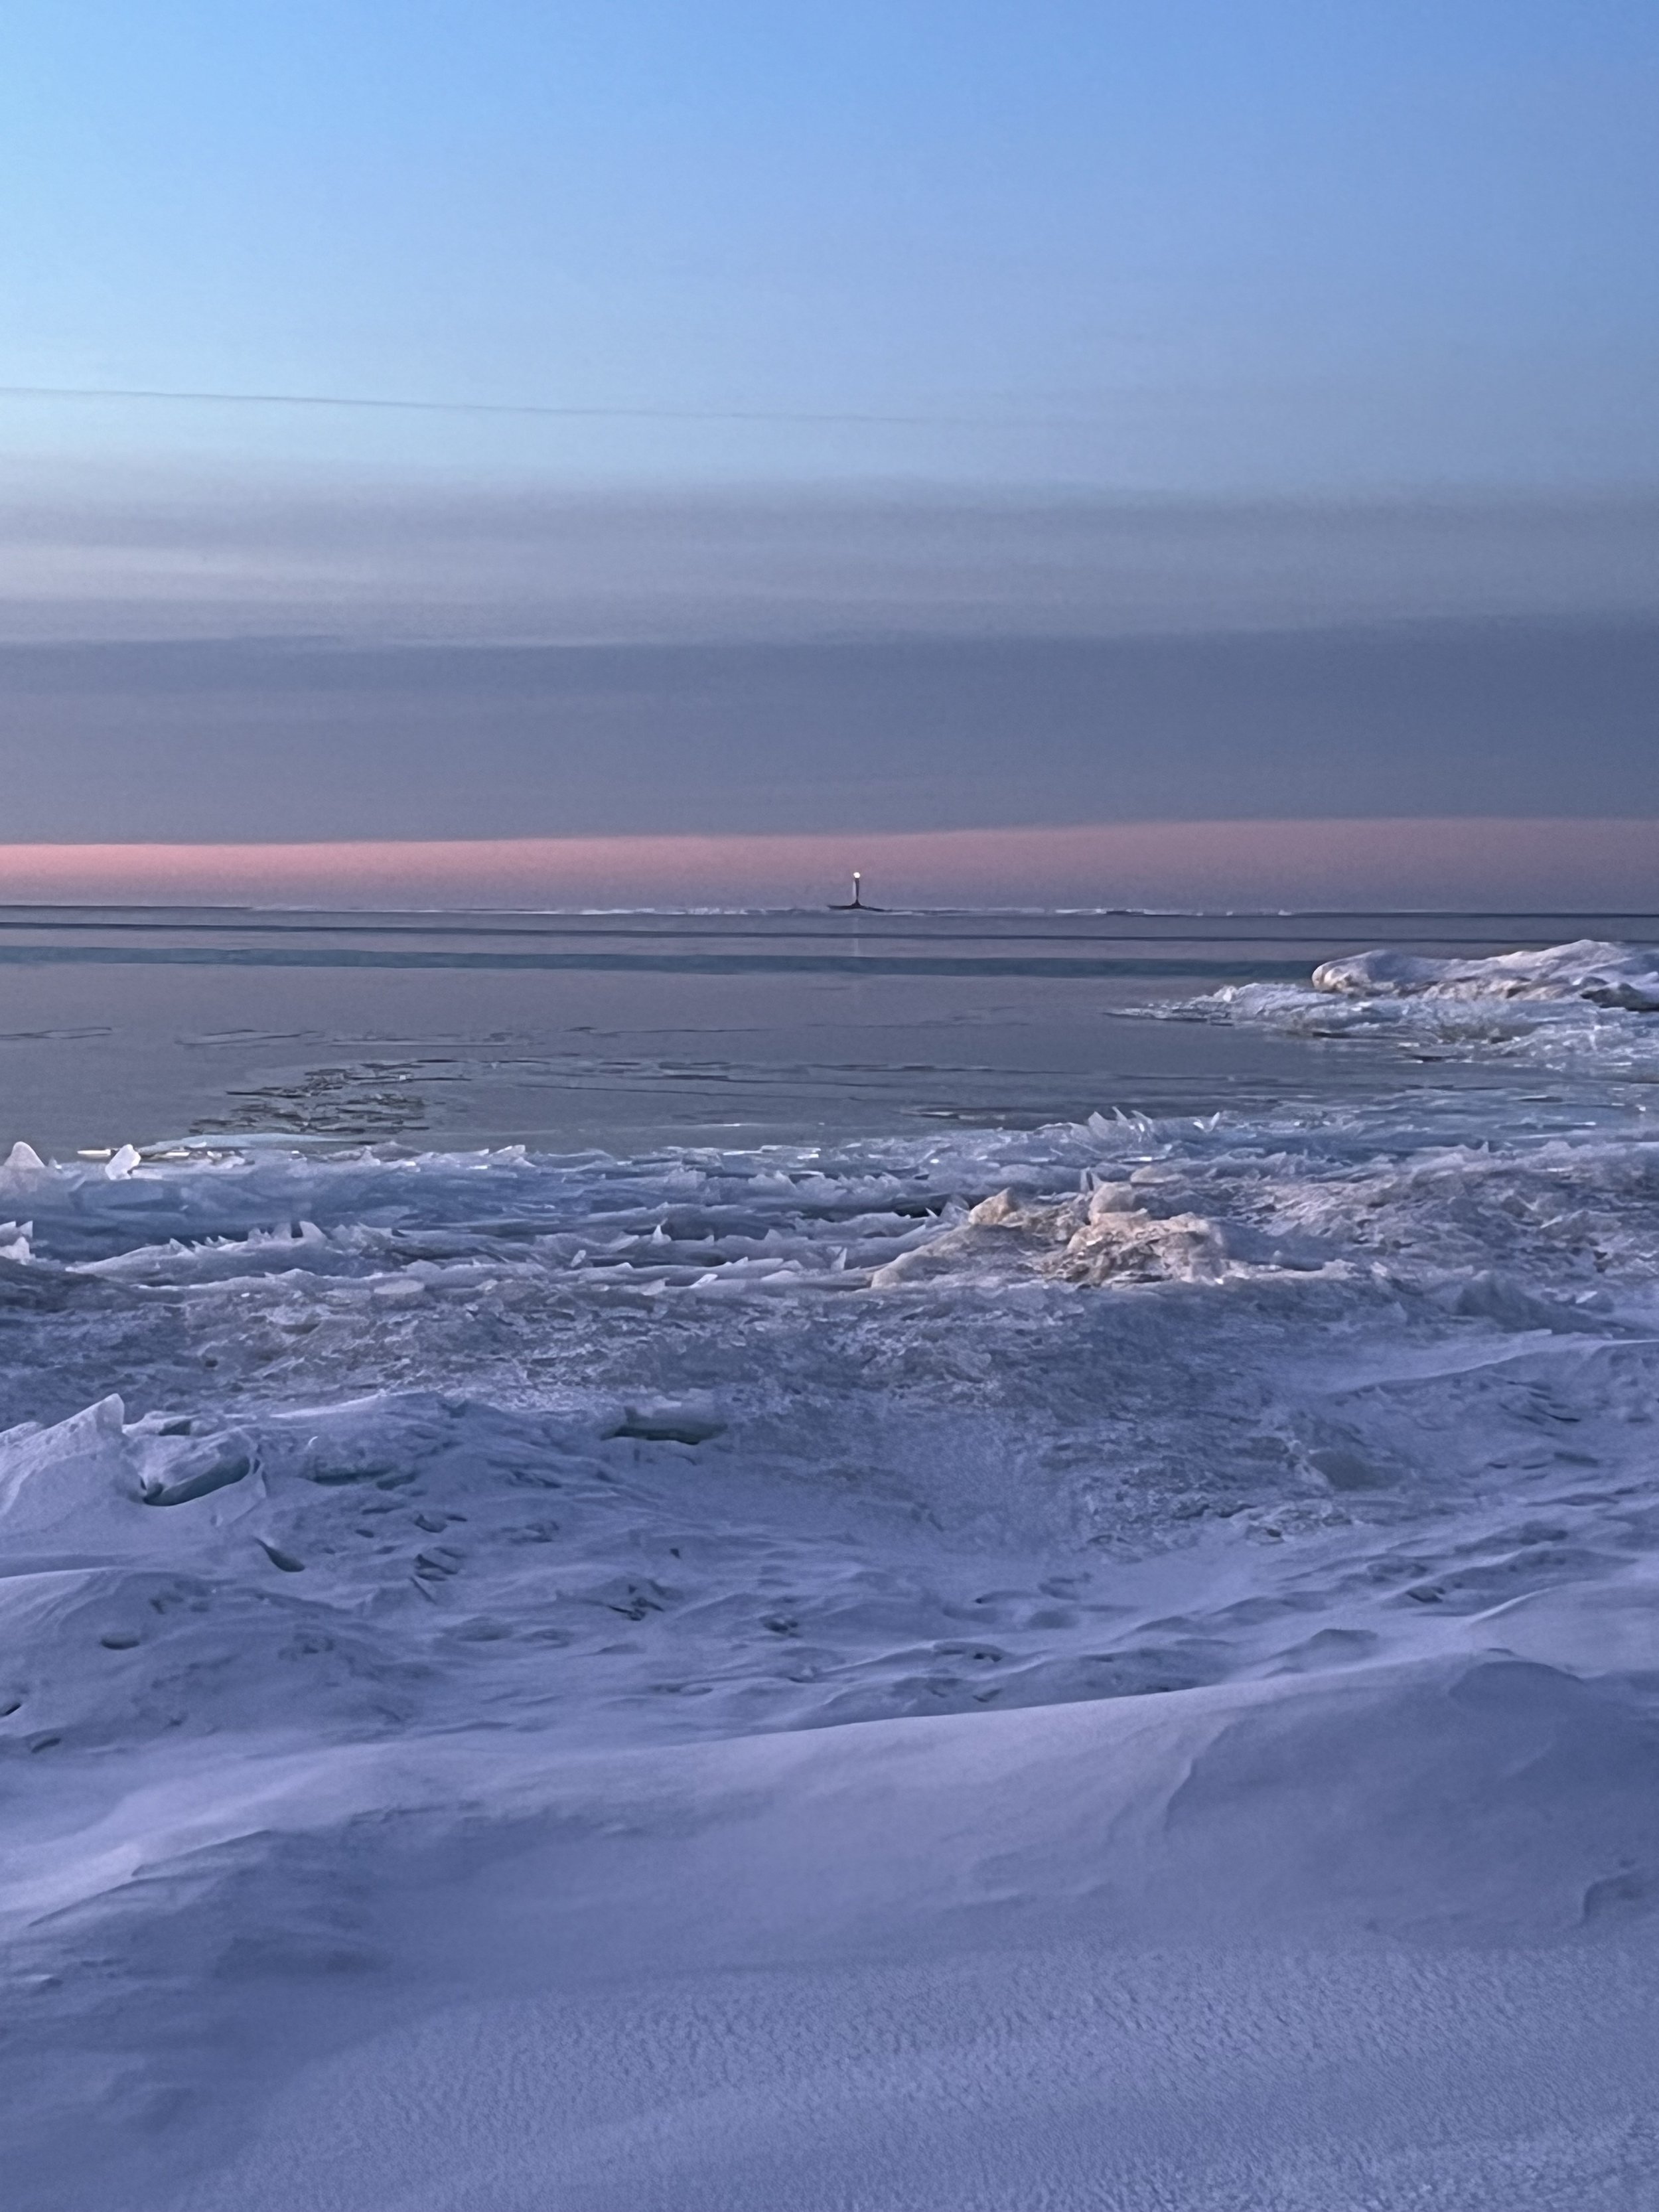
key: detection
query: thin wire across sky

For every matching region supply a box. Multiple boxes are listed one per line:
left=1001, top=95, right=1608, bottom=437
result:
left=0, top=383, right=1084, bottom=430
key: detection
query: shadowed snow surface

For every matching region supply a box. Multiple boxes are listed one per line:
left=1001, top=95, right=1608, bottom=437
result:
left=6, top=962, right=1659, bottom=2209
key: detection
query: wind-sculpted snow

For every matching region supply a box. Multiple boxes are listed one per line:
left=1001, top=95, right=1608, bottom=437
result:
left=7, top=1097, right=1659, bottom=2207
left=1315, top=938, right=1659, bottom=1009
left=1167, top=936, right=1659, bottom=1074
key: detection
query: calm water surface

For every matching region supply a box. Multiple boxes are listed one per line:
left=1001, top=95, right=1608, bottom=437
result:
left=0, top=905, right=1651, bottom=1154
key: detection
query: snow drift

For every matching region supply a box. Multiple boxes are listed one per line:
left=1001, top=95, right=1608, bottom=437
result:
left=1172, top=936, right=1659, bottom=1070
left=6, top=1069, right=1659, bottom=2207
left=1312, top=937, right=1659, bottom=1009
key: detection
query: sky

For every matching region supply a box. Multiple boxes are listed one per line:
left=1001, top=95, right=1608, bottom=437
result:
left=1, top=1, right=1656, bottom=902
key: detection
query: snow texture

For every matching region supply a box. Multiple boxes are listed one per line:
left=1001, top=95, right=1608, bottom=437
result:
left=1168, top=934, right=1659, bottom=1070
left=7, top=948, right=1659, bottom=2207
left=1313, top=938, right=1659, bottom=1009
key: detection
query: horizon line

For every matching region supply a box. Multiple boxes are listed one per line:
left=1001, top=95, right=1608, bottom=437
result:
left=0, top=820, right=1648, bottom=913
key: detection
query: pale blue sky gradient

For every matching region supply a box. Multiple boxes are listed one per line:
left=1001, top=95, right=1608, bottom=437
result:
left=3, top=0, right=1656, bottom=490
left=2, top=3, right=1656, bottom=873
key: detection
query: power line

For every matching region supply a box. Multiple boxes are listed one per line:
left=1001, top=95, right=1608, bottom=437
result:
left=0, top=382, right=1053, bottom=429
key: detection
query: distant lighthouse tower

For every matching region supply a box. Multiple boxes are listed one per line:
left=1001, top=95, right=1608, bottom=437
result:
left=832, top=870, right=865, bottom=911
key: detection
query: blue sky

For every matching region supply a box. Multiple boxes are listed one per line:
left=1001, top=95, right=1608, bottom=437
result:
left=1, top=3, right=1655, bottom=888
left=3, top=0, right=1657, bottom=490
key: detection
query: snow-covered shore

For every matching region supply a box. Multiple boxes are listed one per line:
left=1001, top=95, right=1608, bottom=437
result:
left=7, top=952, right=1659, bottom=2207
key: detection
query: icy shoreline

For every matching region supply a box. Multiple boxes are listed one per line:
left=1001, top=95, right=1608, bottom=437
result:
left=7, top=948, right=1659, bottom=2207
left=1167, top=934, right=1659, bottom=1072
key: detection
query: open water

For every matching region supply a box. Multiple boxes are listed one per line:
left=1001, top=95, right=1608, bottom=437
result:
left=9, top=904, right=1659, bottom=2210
left=1, top=904, right=1654, bottom=1154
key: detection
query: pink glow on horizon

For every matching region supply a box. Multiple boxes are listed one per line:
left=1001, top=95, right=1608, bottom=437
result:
left=0, top=820, right=1650, bottom=909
